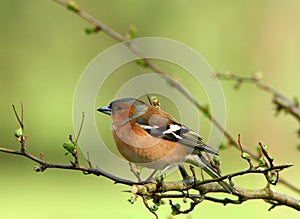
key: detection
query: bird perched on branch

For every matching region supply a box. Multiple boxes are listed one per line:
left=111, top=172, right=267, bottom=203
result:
left=97, top=97, right=235, bottom=193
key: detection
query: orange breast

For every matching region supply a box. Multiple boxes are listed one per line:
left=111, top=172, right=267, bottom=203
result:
left=112, top=122, right=189, bottom=170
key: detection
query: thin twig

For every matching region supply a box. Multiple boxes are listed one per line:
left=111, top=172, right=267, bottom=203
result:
left=129, top=162, right=142, bottom=182
left=142, top=196, right=158, bottom=219
left=237, top=134, right=253, bottom=169
left=86, top=151, right=92, bottom=168
left=195, top=164, right=292, bottom=187
left=169, top=199, right=200, bottom=215
left=0, top=146, right=135, bottom=185
left=75, top=112, right=85, bottom=143
left=21, top=101, right=24, bottom=127
left=12, top=104, right=24, bottom=130
left=215, top=72, right=300, bottom=124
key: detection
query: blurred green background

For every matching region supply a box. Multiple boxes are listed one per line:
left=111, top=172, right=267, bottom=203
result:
left=0, top=0, right=299, bottom=218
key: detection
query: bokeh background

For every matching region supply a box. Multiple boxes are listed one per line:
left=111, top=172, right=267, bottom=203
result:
left=0, top=0, right=299, bottom=218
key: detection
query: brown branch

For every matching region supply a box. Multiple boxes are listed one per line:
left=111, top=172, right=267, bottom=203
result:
left=133, top=179, right=300, bottom=211
left=215, top=72, right=300, bottom=124
left=0, top=142, right=295, bottom=201
left=196, top=164, right=291, bottom=191
left=0, top=142, right=298, bottom=213
left=131, top=163, right=292, bottom=194
left=12, top=104, right=24, bottom=129
left=75, top=112, right=85, bottom=143
left=216, top=73, right=300, bottom=191
left=0, top=146, right=134, bottom=186
left=161, top=190, right=300, bottom=211
left=237, top=134, right=253, bottom=169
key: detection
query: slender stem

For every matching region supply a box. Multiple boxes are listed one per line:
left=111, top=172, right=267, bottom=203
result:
left=12, top=104, right=24, bottom=130
left=0, top=146, right=134, bottom=186
left=216, top=73, right=300, bottom=123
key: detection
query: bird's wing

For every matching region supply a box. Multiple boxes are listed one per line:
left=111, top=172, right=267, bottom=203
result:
left=135, top=112, right=218, bottom=155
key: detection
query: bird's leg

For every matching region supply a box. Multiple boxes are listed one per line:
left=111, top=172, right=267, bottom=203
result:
left=145, top=169, right=158, bottom=182
left=145, top=165, right=172, bottom=182
left=129, top=162, right=142, bottom=182
left=159, top=165, right=173, bottom=176
left=178, top=164, right=190, bottom=179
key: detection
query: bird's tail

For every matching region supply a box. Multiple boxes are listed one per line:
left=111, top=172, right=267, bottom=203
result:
left=186, top=155, right=237, bottom=194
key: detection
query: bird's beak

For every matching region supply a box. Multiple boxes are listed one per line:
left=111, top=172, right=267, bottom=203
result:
left=97, top=105, right=112, bottom=115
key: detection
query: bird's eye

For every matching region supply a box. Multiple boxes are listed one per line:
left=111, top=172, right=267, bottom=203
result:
left=116, top=105, right=123, bottom=111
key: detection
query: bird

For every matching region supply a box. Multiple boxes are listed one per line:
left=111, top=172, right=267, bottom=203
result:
left=97, top=97, right=235, bottom=193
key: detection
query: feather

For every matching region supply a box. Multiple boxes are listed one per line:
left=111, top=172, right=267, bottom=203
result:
left=135, top=106, right=218, bottom=155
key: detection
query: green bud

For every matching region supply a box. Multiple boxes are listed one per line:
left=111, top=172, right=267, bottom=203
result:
left=64, top=151, right=71, bottom=156
left=155, top=175, right=161, bottom=183
left=183, top=198, right=187, bottom=203
left=268, top=175, right=275, bottom=183
left=160, top=200, right=166, bottom=205
left=219, top=142, right=226, bottom=150
left=135, top=59, right=148, bottom=68
left=268, top=155, right=274, bottom=162
left=150, top=96, right=161, bottom=109
left=155, top=173, right=165, bottom=183
left=150, top=96, right=158, bottom=103
left=85, top=26, right=100, bottom=35
left=125, top=25, right=137, bottom=40
left=256, top=145, right=262, bottom=152
left=14, top=128, right=23, bottom=138
left=174, top=203, right=181, bottom=210
left=230, top=181, right=235, bottom=186
left=297, top=143, right=300, bottom=151
left=258, top=157, right=265, bottom=166
left=213, top=155, right=220, bottom=163
left=85, top=27, right=93, bottom=34
left=171, top=211, right=177, bottom=216
left=63, top=142, right=75, bottom=153
left=151, top=205, right=158, bottom=211
left=127, top=198, right=135, bottom=204
left=203, top=104, right=210, bottom=117
left=145, top=195, right=151, bottom=200
left=67, top=1, right=80, bottom=12
left=241, top=152, right=250, bottom=159
left=262, top=144, right=268, bottom=151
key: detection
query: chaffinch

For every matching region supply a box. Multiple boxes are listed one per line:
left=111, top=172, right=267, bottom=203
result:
left=97, top=97, right=234, bottom=192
